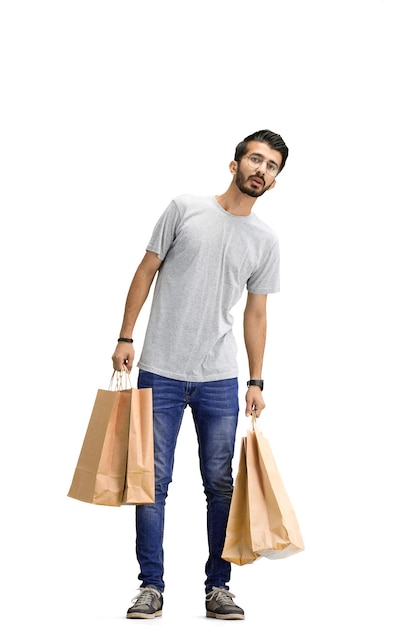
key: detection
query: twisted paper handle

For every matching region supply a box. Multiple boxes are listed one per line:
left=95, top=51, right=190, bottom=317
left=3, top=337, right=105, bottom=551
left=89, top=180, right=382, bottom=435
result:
left=109, top=365, right=132, bottom=391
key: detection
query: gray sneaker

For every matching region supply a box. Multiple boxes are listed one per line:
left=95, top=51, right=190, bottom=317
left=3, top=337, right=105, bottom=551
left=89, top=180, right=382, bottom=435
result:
left=126, top=586, right=163, bottom=619
left=206, top=587, right=245, bottom=620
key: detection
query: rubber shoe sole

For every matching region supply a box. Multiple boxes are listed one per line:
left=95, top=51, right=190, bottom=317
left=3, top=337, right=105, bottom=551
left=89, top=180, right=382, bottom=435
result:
left=126, top=609, right=162, bottom=619
left=206, top=610, right=245, bottom=620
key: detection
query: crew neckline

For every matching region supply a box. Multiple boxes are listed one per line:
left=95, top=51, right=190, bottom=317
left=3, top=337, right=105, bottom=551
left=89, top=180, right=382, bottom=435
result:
left=212, top=195, right=255, bottom=219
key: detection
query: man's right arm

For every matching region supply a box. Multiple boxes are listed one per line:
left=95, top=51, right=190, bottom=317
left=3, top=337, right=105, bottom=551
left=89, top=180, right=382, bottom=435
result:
left=112, top=250, right=162, bottom=371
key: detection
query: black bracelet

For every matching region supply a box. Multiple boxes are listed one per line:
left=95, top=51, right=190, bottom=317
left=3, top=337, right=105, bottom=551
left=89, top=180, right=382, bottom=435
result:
left=247, top=379, right=264, bottom=391
left=117, top=337, right=133, bottom=343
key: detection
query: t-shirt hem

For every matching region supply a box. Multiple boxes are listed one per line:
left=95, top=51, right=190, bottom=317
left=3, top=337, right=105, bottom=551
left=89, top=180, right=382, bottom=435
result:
left=247, top=287, right=280, bottom=294
left=146, top=244, right=164, bottom=260
left=137, top=361, right=239, bottom=383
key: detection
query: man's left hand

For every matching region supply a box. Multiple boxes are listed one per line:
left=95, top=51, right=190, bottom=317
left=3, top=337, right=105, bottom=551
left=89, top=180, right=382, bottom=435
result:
left=245, top=386, right=266, bottom=418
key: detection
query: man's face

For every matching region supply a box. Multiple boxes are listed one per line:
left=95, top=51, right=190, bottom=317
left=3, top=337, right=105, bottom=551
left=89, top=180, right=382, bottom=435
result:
left=234, top=141, right=283, bottom=198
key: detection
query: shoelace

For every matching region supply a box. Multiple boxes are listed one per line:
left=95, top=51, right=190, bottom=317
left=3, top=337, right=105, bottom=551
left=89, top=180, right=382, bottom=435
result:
left=206, top=587, right=236, bottom=605
left=131, top=587, right=161, bottom=607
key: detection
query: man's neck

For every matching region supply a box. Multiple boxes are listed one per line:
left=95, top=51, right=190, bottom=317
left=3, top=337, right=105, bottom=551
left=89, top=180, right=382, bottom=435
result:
left=215, top=185, right=257, bottom=216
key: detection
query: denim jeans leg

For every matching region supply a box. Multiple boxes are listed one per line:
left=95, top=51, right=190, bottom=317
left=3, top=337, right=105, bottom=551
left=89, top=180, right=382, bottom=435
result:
left=189, top=378, right=239, bottom=591
left=135, top=370, right=186, bottom=592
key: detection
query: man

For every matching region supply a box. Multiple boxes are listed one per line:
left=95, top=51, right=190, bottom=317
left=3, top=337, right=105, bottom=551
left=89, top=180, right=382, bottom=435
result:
left=112, top=129, right=289, bottom=620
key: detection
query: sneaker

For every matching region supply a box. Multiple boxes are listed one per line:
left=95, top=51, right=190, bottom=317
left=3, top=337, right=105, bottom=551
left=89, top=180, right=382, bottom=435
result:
left=206, top=587, right=245, bottom=620
left=126, top=586, right=163, bottom=619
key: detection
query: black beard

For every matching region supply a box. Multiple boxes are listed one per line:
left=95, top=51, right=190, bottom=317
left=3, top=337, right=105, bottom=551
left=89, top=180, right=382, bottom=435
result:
left=235, top=168, right=268, bottom=198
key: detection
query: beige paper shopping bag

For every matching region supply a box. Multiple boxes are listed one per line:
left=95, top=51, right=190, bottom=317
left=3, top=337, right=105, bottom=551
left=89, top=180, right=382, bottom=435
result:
left=221, top=437, right=258, bottom=565
left=67, top=387, right=131, bottom=506
left=222, top=419, right=304, bottom=564
left=122, top=387, right=155, bottom=504
left=246, top=423, right=305, bottom=559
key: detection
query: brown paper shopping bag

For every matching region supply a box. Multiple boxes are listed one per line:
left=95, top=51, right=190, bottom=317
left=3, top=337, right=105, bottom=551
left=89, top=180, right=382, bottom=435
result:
left=222, top=419, right=304, bottom=564
left=246, top=422, right=305, bottom=559
left=221, top=438, right=258, bottom=565
left=122, top=387, right=155, bottom=504
left=67, top=385, right=131, bottom=506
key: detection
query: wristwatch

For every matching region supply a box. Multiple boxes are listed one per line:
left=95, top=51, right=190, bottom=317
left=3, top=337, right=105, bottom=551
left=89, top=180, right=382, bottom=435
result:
left=247, top=379, right=264, bottom=391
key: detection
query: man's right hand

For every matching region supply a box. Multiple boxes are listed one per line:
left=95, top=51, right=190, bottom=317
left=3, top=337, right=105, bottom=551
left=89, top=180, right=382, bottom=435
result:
left=112, top=342, right=135, bottom=373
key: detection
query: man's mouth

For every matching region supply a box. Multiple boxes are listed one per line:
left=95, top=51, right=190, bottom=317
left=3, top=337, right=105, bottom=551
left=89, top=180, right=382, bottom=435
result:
left=249, top=176, right=264, bottom=187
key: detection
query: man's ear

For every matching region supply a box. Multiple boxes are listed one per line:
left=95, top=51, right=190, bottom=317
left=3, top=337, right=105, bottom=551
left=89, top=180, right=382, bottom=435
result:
left=229, top=160, right=238, bottom=175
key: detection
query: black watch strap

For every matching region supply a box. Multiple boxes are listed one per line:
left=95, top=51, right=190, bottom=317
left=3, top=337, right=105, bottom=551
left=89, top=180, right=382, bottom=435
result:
left=247, top=379, right=264, bottom=391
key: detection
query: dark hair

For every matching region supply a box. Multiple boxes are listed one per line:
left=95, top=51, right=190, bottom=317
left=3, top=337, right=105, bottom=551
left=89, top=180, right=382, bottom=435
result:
left=234, top=129, right=289, bottom=173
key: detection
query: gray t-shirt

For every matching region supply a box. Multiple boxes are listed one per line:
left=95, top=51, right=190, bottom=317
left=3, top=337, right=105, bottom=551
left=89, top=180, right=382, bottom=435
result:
left=138, top=194, right=280, bottom=382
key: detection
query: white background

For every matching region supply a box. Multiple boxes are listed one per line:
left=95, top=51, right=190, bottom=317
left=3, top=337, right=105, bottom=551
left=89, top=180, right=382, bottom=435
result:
left=1, top=1, right=416, bottom=624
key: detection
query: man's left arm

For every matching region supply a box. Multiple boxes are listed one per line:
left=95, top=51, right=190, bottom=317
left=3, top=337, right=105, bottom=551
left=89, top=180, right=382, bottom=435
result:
left=243, top=292, right=268, bottom=418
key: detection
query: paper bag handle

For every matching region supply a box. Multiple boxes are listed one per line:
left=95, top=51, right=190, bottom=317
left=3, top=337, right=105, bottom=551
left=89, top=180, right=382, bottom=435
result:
left=249, top=413, right=263, bottom=434
left=109, top=366, right=132, bottom=391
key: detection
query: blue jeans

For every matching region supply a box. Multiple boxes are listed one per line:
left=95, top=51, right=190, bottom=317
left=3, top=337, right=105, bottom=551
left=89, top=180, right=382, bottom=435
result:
left=136, top=370, right=239, bottom=592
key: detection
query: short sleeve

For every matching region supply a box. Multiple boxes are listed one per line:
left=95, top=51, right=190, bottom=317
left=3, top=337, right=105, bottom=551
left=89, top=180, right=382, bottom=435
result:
left=146, top=200, right=181, bottom=261
left=246, top=239, right=280, bottom=294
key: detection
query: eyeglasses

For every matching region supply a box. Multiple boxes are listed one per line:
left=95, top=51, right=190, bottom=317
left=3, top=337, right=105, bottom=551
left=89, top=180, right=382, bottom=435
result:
left=244, top=154, right=280, bottom=177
